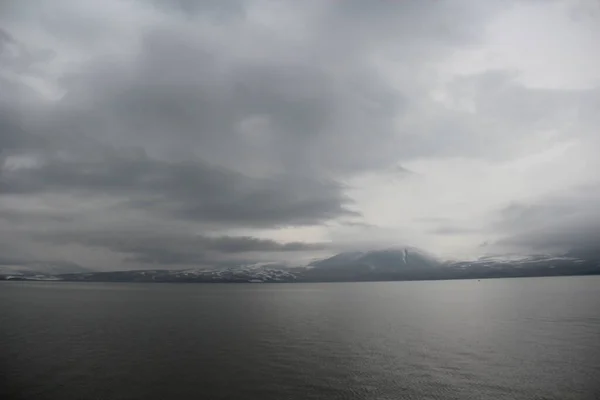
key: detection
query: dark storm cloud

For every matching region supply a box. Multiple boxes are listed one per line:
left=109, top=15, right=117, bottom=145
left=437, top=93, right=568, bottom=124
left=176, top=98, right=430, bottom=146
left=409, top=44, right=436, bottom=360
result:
left=2, top=151, right=357, bottom=227
left=37, top=230, right=328, bottom=266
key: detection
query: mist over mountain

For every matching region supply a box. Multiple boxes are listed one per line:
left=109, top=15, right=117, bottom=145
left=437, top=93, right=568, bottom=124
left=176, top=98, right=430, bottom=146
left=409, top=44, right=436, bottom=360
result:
left=311, top=247, right=440, bottom=269
left=301, top=247, right=441, bottom=281
left=3, top=245, right=599, bottom=283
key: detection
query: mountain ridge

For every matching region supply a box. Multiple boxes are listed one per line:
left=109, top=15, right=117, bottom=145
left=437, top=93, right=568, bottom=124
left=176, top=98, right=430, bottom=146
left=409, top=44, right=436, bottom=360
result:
left=2, top=246, right=599, bottom=283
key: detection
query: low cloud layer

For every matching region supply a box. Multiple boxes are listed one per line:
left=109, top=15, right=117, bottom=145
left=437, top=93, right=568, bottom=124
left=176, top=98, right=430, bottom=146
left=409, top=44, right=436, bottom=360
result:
left=38, top=230, right=327, bottom=267
left=3, top=152, right=357, bottom=227
left=1, top=0, right=599, bottom=270
left=492, top=184, right=600, bottom=254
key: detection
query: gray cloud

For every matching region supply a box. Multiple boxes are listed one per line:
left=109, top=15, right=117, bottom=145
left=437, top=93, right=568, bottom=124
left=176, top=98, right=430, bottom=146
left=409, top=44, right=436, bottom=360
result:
left=492, top=185, right=600, bottom=253
left=403, top=71, right=599, bottom=161
left=0, top=110, right=27, bottom=156
left=150, top=0, right=246, bottom=16
left=1, top=0, right=469, bottom=271
left=2, top=150, right=357, bottom=227
left=47, top=24, right=408, bottom=177
left=0, top=208, right=73, bottom=224
left=0, top=254, right=29, bottom=267
left=1, top=0, right=599, bottom=269
left=37, top=230, right=328, bottom=266
left=430, top=226, right=478, bottom=236
left=0, top=235, right=86, bottom=273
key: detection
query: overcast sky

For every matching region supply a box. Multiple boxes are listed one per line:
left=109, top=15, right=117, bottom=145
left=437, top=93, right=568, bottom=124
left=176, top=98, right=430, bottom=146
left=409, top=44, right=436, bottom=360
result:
left=1, top=0, right=599, bottom=271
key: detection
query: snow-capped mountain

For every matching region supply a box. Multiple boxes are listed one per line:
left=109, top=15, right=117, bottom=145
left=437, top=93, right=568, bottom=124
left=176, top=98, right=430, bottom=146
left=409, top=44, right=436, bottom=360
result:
left=446, top=253, right=588, bottom=269
left=2, top=246, right=599, bottom=283
left=54, top=264, right=297, bottom=283
left=296, top=247, right=442, bottom=281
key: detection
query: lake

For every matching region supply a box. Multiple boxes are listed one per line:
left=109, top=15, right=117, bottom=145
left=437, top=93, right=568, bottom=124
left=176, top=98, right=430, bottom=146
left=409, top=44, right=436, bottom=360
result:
left=1, top=277, right=599, bottom=399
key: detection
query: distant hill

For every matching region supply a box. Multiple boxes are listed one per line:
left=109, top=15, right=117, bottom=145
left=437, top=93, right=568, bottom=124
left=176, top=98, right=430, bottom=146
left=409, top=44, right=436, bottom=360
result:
left=0, top=262, right=89, bottom=277
left=2, top=246, right=599, bottom=283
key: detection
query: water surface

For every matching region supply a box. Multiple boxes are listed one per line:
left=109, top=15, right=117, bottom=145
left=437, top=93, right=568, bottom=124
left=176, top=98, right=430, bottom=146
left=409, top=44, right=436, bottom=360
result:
left=1, top=277, right=599, bottom=399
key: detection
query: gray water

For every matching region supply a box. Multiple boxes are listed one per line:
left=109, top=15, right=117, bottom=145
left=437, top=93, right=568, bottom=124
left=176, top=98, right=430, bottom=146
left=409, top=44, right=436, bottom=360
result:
left=1, top=277, right=599, bottom=400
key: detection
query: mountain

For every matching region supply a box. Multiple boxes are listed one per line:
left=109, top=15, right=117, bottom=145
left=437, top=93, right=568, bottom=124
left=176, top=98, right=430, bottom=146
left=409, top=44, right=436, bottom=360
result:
left=302, top=247, right=441, bottom=281
left=310, top=247, right=439, bottom=269
left=444, top=253, right=600, bottom=279
left=2, top=247, right=599, bottom=283
left=55, top=264, right=297, bottom=283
